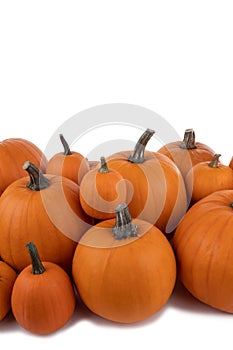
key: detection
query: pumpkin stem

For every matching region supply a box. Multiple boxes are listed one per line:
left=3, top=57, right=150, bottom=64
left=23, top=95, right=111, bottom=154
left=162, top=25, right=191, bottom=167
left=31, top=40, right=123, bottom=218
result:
left=128, top=128, right=155, bottom=163
left=112, top=203, right=138, bottom=240
left=59, top=134, right=72, bottom=155
left=99, top=156, right=109, bottom=173
left=180, top=129, right=197, bottom=149
left=23, top=161, right=50, bottom=191
left=208, top=154, right=221, bottom=168
left=230, top=202, right=233, bottom=209
left=26, top=242, right=46, bottom=275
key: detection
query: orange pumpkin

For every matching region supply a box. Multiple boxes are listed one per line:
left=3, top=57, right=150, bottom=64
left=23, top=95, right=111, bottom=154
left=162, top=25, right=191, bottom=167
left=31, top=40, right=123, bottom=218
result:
left=185, top=154, right=233, bottom=203
left=0, top=261, right=17, bottom=321
left=80, top=156, right=128, bottom=220
left=158, top=128, right=215, bottom=179
left=107, top=128, right=187, bottom=235
left=0, top=138, right=47, bottom=195
left=0, top=161, right=93, bottom=273
left=11, top=242, right=76, bottom=335
left=173, top=190, right=233, bottom=313
left=46, top=134, right=89, bottom=185
left=72, top=203, right=176, bottom=323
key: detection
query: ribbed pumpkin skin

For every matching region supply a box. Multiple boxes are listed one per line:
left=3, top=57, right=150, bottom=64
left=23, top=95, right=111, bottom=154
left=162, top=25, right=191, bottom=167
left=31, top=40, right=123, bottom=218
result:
left=107, top=151, right=187, bottom=234
left=80, top=167, right=127, bottom=220
left=72, top=219, right=177, bottom=323
left=11, top=262, right=76, bottom=335
left=158, top=141, right=215, bottom=179
left=46, top=152, right=89, bottom=185
left=0, top=138, right=47, bottom=194
left=173, top=190, right=233, bottom=313
left=0, top=261, right=17, bottom=321
left=185, top=161, right=233, bottom=203
left=0, top=175, right=92, bottom=273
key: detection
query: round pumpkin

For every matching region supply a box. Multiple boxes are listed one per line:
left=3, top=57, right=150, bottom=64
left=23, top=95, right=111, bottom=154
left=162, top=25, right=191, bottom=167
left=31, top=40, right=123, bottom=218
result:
left=157, top=128, right=215, bottom=179
left=0, top=261, right=17, bottom=321
left=46, top=134, right=89, bottom=185
left=72, top=203, right=177, bottom=323
left=11, top=242, right=76, bottom=335
left=173, top=190, right=233, bottom=313
left=185, top=154, right=233, bottom=203
left=80, top=156, right=128, bottom=220
left=0, top=137, right=48, bottom=195
left=0, top=161, right=93, bottom=273
left=107, top=128, right=187, bottom=235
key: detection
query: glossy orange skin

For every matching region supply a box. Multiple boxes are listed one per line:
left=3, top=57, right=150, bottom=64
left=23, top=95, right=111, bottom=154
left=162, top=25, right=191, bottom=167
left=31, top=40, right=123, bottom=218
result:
left=0, top=138, right=48, bottom=194
left=173, top=190, right=233, bottom=313
left=11, top=261, right=76, bottom=335
left=0, top=261, right=17, bottom=321
left=107, top=151, right=187, bottom=234
left=185, top=161, right=233, bottom=203
left=72, top=219, right=176, bottom=323
left=80, top=167, right=127, bottom=220
left=0, top=175, right=93, bottom=273
left=46, top=151, right=90, bottom=185
left=158, top=141, right=215, bottom=179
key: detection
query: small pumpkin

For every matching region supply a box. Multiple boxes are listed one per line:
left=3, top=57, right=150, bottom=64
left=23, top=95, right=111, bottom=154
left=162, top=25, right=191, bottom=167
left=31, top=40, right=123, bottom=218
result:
left=107, top=128, right=187, bottom=234
left=173, top=190, right=233, bottom=313
left=0, top=161, right=93, bottom=273
left=46, top=134, right=89, bottom=185
left=72, top=203, right=176, bottom=323
left=11, top=242, right=76, bottom=335
left=185, top=154, right=233, bottom=203
left=157, top=128, right=215, bottom=179
left=80, top=156, right=128, bottom=220
left=0, top=261, right=17, bottom=321
left=0, top=137, right=48, bottom=194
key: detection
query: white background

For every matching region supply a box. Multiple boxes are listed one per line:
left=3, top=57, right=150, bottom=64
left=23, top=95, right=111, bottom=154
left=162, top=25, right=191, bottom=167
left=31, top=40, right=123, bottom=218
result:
left=1, top=1, right=233, bottom=349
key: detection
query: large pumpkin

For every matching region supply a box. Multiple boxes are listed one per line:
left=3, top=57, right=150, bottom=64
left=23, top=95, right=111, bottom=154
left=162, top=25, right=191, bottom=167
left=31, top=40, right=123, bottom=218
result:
left=0, top=161, right=93, bottom=273
left=0, top=261, right=17, bottom=321
left=80, top=156, right=128, bottom=220
left=0, top=138, right=47, bottom=194
left=107, top=128, right=187, bottom=235
left=157, top=128, right=215, bottom=179
left=11, top=242, right=76, bottom=335
left=46, top=134, right=89, bottom=185
left=185, top=154, right=233, bottom=203
left=72, top=203, right=176, bottom=323
left=173, top=190, right=233, bottom=313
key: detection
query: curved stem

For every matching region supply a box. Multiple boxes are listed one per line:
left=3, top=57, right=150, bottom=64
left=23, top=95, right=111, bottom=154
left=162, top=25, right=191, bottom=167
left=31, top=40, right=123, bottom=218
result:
left=112, top=203, right=138, bottom=240
left=208, top=154, right=221, bottom=168
left=99, top=156, right=109, bottom=173
left=180, top=129, right=197, bottom=149
left=59, top=134, right=72, bottom=155
left=23, top=161, right=50, bottom=191
left=128, top=128, right=155, bottom=163
left=26, top=242, right=46, bottom=275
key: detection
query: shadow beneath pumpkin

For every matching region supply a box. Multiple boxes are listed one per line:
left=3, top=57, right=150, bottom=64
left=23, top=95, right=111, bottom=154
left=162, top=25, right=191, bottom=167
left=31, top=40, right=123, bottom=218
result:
left=0, top=311, right=20, bottom=332
left=168, top=279, right=232, bottom=317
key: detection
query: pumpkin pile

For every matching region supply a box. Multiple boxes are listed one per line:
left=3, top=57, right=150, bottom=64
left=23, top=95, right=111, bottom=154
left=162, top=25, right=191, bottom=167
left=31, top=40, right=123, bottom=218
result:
left=0, top=128, right=233, bottom=335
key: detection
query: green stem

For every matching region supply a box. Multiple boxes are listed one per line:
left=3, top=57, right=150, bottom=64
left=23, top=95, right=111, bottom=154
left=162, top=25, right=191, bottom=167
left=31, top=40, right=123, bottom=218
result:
left=59, top=134, right=72, bottom=155
left=99, top=156, right=109, bottom=173
left=26, top=242, right=46, bottom=275
left=208, top=154, right=221, bottom=168
left=180, top=129, right=197, bottom=149
left=112, top=203, right=138, bottom=240
left=128, top=128, right=155, bottom=163
left=23, top=161, right=50, bottom=191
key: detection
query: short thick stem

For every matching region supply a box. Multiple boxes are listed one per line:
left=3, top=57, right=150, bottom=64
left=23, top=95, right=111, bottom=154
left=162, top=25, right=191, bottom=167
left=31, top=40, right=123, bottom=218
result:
left=99, top=156, right=109, bottom=173
left=26, top=242, right=46, bottom=275
left=180, top=129, right=197, bottom=149
left=208, top=154, right=221, bottom=168
left=23, top=161, right=50, bottom=191
left=112, top=203, right=138, bottom=240
left=59, top=134, right=72, bottom=155
left=128, top=128, right=155, bottom=163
